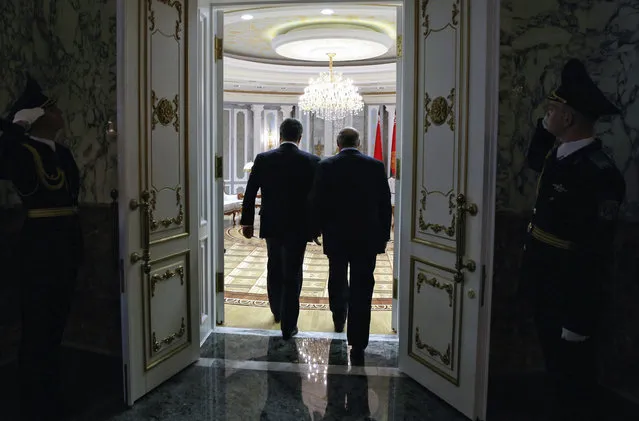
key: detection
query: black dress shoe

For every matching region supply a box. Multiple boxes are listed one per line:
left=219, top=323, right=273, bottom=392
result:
left=334, top=320, right=345, bottom=333
left=282, top=327, right=298, bottom=340
left=350, top=347, right=365, bottom=366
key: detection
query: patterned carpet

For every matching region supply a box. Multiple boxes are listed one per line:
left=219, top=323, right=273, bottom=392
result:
left=224, top=217, right=394, bottom=311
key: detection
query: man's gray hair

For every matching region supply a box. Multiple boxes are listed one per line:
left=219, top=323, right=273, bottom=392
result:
left=337, top=127, right=360, bottom=148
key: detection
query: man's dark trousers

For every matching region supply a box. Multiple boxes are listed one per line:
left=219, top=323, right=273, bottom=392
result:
left=328, top=252, right=377, bottom=350
left=266, top=237, right=307, bottom=335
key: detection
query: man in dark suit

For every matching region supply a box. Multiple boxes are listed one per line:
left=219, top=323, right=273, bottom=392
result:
left=240, top=118, right=320, bottom=339
left=309, top=127, right=392, bottom=362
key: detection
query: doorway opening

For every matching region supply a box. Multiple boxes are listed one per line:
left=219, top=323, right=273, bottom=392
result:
left=205, top=3, right=401, bottom=337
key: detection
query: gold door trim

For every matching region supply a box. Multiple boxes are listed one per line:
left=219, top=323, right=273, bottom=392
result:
left=418, top=189, right=456, bottom=239
left=416, top=272, right=453, bottom=307
left=408, top=256, right=461, bottom=385
left=411, top=0, right=470, bottom=251
left=150, top=264, right=185, bottom=296
left=415, top=327, right=451, bottom=366
left=144, top=250, right=192, bottom=371
left=149, top=187, right=185, bottom=232
left=152, top=317, right=186, bottom=353
left=148, top=0, right=184, bottom=40
left=140, top=0, right=191, bottom=246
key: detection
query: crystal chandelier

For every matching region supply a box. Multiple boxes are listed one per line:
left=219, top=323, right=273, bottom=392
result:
left=299, top=53, right=364, bottom=121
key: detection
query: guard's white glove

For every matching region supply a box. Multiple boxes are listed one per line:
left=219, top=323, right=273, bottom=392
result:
left=561, top=328, right=588, bottom=342
left=13, top=107, right=45, bottom=128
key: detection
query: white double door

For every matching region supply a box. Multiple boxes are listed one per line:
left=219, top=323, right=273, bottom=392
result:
left=116, top=1, right=499, bottom=419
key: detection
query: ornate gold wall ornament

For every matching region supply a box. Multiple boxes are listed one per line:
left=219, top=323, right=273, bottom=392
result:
left=415, top=327, right=451, bottom=366
left=416, top=272, right=453, bottom=307
left=452, top=0, right=460, bottom=26
left=424, top=89, right=456, bottom=132
left=418, top=189, right=456, bottom=237
left=152, top=317, right=186, bottom=353
left=150, top=266, right=185, bottom=296
left=151, top=91, right=179, bottom=131
left=149, top=186, right=185, bottom=231
left=421, top=0, right=430, bottom=37
left=148, top=0, right=184, bottom=40
left=430, top=96, right=449, bottom=126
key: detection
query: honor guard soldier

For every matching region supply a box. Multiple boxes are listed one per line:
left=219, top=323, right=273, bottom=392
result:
left=0, top=75, right=83, bottom=421
left=522, top=59, right=625, bottom=420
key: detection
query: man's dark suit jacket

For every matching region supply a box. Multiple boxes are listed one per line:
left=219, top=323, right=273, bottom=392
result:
left=309, top=149, right=392, bottom=256
left=240, top=142, right=320, bottom=240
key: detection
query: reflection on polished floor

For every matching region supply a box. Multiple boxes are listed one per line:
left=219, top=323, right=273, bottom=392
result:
left=107, top=330, right=468, bottom=421
left=223, top=215, right=395, bottom=333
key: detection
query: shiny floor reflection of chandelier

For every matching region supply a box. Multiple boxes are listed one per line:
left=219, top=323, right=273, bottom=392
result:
left=299, top=53, right=365, bottom=121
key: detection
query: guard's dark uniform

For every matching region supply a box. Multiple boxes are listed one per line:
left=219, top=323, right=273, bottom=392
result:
left=0, top=76, right=83, bottom=420
left=522, top=60, right=625, bottom=420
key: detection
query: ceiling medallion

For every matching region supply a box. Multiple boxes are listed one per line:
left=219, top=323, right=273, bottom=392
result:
left=272, top=25, right=393, bottom=62
left=299, top=53, right=364, bottom=121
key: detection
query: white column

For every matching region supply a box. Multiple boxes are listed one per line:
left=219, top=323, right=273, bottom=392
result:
left=324, top=118, right=334, bottom=156
left=300, top=109, right=311, bottom=152
left=251, top=104, right=263, bottom=157
left=385, top=104, right=396, bottom=177
left=264, top=109, right=279, bottom=150
left=281, top=105, right=294, bottom=119
left=367, top=105, right=381, bottom=157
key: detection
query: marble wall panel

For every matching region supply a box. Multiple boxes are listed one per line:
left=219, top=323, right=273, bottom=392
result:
left=0, top=0, right=119, bottom=361
left=498, top=0, right=639, bottom=216
left=493, top=0, right=639, bottom=402
left=0, top=0, right=117, bottom=205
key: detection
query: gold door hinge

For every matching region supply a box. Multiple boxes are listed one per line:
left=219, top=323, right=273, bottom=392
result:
left=396, top=35, right=403, bottom=58
left=215, top=155, right=223, bottom=179
left=392, top=277, right=398, bottom=299
left=215, top=271, right=224, bottom=293
left=214, top=36, right=223, bottom=62
left=396, top=158, right=401, bottom=180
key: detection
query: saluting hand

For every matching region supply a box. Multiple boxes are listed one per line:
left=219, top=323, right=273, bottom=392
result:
left=241, top=225, right=254, bottom=239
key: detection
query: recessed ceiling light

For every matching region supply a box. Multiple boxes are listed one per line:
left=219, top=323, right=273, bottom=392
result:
left=321, top=9, right=334, bottom=15
left=241, top=14, right=253, bottom=20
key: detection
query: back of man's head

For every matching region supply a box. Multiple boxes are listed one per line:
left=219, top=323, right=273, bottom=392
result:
left=337, top=127, right=360, bottom=149
left=280, top=118, right=303, bottom=143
